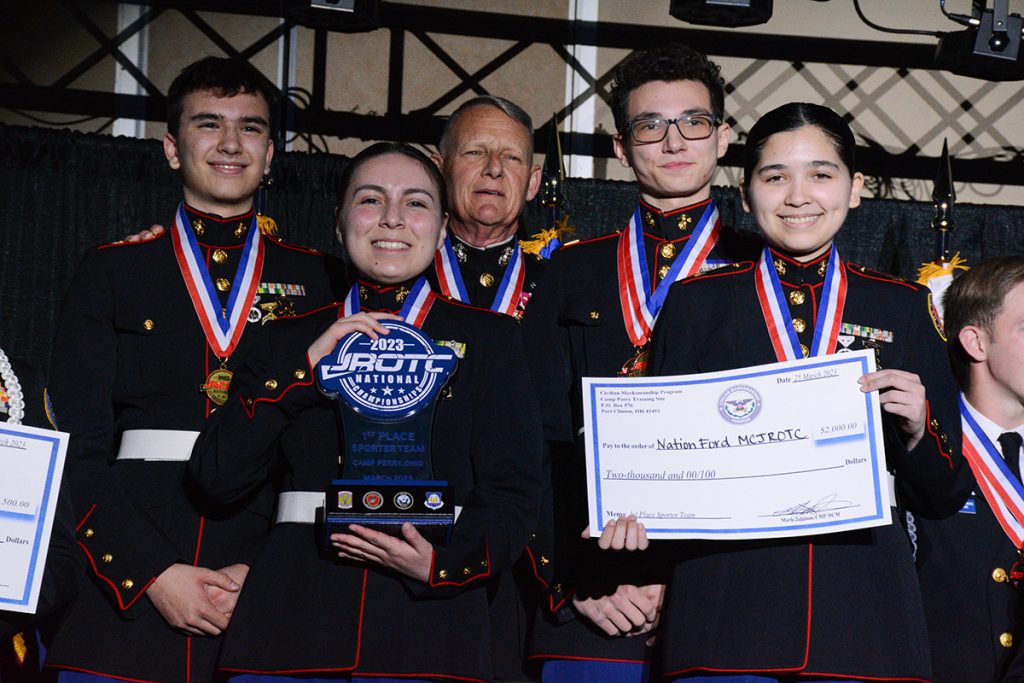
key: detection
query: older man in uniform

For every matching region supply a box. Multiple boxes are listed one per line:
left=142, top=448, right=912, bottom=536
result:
left=914, top=256, right=1024, bottom=682
left=429, top=95, right=547, bottom=319
left=521, top=44, right=761, bottom=682
left=44, top=57, right=333, bottom=683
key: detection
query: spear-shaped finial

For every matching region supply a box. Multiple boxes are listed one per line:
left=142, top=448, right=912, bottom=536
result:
left=931, top=138, right=957, bottom=262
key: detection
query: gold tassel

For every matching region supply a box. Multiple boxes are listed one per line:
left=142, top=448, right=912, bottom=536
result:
left=519, top=216, right=575, bottom=257
left=12, top=631, right=27, bottom=666
left=916, top=252, right=969, bottom=285
left=257, top=214, right=279, bottom=237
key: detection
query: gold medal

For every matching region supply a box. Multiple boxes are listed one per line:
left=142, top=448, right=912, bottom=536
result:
left=619, top=345, right=651, bottom=377
left=480, top=273, right=495, bottom=288
left=200, top=364, right=233, bottom=405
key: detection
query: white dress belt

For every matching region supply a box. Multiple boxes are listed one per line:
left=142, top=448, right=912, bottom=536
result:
left=116, top=429, right=200, bottom=461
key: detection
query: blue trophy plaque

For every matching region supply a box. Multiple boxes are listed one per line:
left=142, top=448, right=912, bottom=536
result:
left=316, top=320, right=458, bottom=547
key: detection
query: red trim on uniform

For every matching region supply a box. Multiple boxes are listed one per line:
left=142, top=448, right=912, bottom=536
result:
left=638, top=196, right=712, bottom=218
left=846, top=263, right=920, bottom=292
left=799, top=674, right=929, bottom=682
left=527, top=654, right=645, bottom=665
left=75, top=504, right=96, bottom=531
left=185, top=206, right=255, bottom=223
left=922, top=400, right=954, bottom=468
left=264, top=235, right=323, bottom=255
left=677, top=261, right=755, bottom=286
left=522, top=544, right=574, bottom=613
left=428, top=543, right=492, bottom=588
left=44, top=663, right=161, bottom=683
left=353, top=673, right=486, bottom=682
left=241, top=375, right=316, bottom=419
left=435, top=296, right=509, bottom=318
left=192, top=516, right=205, bottom=565
left=75, top=541, right=156, bottom=611
left=354, top=568, right=367, bottom=667
left=98, top=232, right=169, bottom=249
left=562, top=232, right=620, bottom=249
left=802, top=544, right=813, bottom=668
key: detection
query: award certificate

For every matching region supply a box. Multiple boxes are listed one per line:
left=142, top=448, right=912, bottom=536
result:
left=0, top=423, right=68, bottom=613
left=583, top=349, right=890, bottom=540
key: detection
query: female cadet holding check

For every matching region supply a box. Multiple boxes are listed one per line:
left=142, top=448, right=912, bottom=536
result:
left=187, top=142, right=542, bottom=682
left=606, top=103, right=971, bottom=681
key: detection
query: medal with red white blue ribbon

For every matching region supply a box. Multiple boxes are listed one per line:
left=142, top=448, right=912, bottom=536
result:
left=342, top=275, right=435, bottom=328
left=755, top=246, right=847, bottom=361
left=617, top=201, right=721, bottom=347
left=170, top=203, right=264, bottom=403
left=960, top=396, right=1024, bottom=550
left=433, top=235, right=524, bottom=317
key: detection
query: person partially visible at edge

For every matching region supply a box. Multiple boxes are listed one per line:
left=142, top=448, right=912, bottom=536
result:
left=614, top=101, right=969, bottom=682
left=914, top=256, right=1024, bottom=682
left=520, top=44, right=761, bottom=683
left=44, top=56, right=334, bottom=683
left=186, top=141, right=543, bottom=682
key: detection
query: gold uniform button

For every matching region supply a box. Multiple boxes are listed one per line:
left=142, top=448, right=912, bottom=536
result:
left=265, top=379, right=278, bottom=390
left=792, top=318, right=807, bottom=334
left=143, top=319, right=155, bottom=331
left=215, top=277, right=231, bottom=292
left=121, top=579, right=134, bottom=590
left=438, top=569, right=448, bottom=580
left=1001, top=632, right=1014, bottom=648
left=540, top=555, right=551, bottom=566
left=993, top=567, right=1008, bottom=583
left=589, top=311, right=600, bottom=320
left=660, top=242, right=676, bottom=259
left=658, top=264, right=671, bottom=281
left=212, top=249, right=228, bottom=265
left=800, top=344, right=810, bottom=358
left=294, top=369, right=307, bottom=380
left=101, top=553, right=113, bottom=564
left=84, top=528, right=94, bottom=538
left=479, top=273, right=495, bottom=288
left=788, top=290, right=806, bottom=306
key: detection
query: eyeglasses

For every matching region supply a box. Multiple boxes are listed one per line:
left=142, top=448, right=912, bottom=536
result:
left=622, top=114, right=719, bottom=143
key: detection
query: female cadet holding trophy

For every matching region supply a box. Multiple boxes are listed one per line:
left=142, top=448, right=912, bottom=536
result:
left=187, top=142, right=542, bottom=682
left=603, top=103, right=971, bottom=681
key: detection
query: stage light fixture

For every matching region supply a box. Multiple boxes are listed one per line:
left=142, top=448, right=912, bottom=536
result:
left=935, top=0, right=1024, bottom=80
left=669, top=0, right=773, bottom=28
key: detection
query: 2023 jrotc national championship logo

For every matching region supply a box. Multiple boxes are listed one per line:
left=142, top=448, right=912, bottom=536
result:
left=317, top=320, right=458, bottom=421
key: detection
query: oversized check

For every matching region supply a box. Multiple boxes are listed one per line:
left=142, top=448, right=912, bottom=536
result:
left=583, top=349, right=890, bottom=540
left=0, top=422, right=68, bottom=613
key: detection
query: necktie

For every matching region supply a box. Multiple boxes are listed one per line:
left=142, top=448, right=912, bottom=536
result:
left=998, top=431, right=1023, bottom=484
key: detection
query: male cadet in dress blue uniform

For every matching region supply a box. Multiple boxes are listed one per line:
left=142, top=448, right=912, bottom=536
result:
left=430, top=95, right=557, bottom=681
left=44, top=57, right=333, bottom=683
left=521, top=45, right=760, bottom=682
left=914, top=257, right=1024, bottom=682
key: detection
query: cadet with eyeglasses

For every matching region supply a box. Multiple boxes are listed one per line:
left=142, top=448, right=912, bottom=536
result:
left=521, top=44, right=760, bottom=683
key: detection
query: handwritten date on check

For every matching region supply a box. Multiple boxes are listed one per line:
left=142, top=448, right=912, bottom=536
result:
left=582, top=350, right=890, bottom=541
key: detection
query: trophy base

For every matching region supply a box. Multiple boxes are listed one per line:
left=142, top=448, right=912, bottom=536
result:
left=321, top=480, right=453, bottom=549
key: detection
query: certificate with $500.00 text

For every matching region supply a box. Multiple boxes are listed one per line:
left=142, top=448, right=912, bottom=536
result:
left=583, top=349, right=891, bottom=540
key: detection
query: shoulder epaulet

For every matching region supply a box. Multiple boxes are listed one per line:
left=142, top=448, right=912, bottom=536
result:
left=561, top=231, right=620, bottom=249
left=678, top=260, right=754, bottom=285
left=97, top=231, right=169, bottom=250
left=846, top=262, right=920, bottom=291
left=263, top=234, right=322, bottom=255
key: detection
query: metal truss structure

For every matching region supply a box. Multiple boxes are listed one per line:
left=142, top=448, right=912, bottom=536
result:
left=1, top=0, right=1021, bottom=189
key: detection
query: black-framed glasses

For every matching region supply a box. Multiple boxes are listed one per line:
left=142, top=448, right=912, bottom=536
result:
left=623, top=114, right=719, bottom=143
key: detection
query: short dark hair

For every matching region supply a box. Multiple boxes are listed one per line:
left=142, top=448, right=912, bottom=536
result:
left=742, top=102, right=857, bottom=188
left=335, top=142, right=447, bottom=213
left=166, top=57, right=277, bottom=137
left=944, top=256, right=1024, bottom=390
left=609, top=44, right=725, bottom=132
left=438, top=95, right=535, bottom=158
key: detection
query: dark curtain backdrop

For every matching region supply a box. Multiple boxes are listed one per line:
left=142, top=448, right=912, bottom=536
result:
left=3, top=123, right=1024, bottom=377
